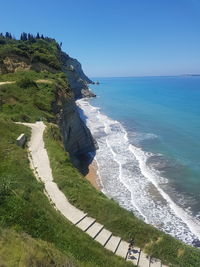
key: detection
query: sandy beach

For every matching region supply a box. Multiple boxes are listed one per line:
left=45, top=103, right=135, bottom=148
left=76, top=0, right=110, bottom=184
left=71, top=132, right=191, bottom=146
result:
left=85, top=159, right=101, bottom=190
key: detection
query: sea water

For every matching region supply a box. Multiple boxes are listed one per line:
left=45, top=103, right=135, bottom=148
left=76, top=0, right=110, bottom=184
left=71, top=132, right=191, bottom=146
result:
left=77, top=76, right=200, bottom=245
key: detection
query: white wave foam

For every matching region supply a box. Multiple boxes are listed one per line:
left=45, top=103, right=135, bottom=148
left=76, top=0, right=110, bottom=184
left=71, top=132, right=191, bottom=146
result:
left=129, top=145, right=200, bottom=240
left=76, top=98, right=200, bottom=244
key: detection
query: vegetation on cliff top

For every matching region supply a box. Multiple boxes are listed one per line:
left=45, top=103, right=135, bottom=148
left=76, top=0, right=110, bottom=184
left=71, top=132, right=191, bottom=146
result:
left=0, top=32, right=64, bottom=71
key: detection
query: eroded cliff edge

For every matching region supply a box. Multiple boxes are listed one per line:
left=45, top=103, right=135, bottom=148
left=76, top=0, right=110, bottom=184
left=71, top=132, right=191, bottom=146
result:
left=0, top=36, right=97, bottom=174
left=58, top=53, right=97, bottom=173
left=58, top=98, right=97, bottom=174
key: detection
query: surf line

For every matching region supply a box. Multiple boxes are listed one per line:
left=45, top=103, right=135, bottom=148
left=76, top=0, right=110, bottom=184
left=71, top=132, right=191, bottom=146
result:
left=101, top=118, right=148, bottom=222
left=129, top=144, right=200, bottom=240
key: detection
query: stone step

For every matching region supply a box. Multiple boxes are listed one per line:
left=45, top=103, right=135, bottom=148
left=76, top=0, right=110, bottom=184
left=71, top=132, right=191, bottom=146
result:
left=105, top=235, right=121, bottom=253
left=75, top=214, right=88, bottom=225
left=138, top=251, right=150, bottom=267
left=86, top=222, right=104, bottom=239
left=76, top=216, right=96, bottom=231
left=95, top=228, right=112, bottom=246
left=150, top=257, right=161, bottom=267
left=126, top=246, right=140, bottom=265
left=115, top=240, right=129, bottom=259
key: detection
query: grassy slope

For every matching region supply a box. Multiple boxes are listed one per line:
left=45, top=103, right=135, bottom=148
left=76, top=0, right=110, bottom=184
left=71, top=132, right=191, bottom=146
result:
left=0, top=71, right=70, bottom=122
left=0, top=78, right=132, bottom=266
left=44, top=124, right=200, bottom=267
left=0, top=36, right=200, bottom=265
left=0, top=228, right=76, bottom=267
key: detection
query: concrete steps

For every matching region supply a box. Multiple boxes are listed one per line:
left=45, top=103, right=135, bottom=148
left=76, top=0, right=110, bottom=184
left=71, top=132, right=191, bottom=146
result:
left=76, top=216, right=96, bottom=231
left=127, top=246, right=141, bottom=265
left=24, top=121, right=168, bottom=267
left=105, top=235, right=121, bottom=253
left=137, top=251, right=150, bottom=267
left=94, top=228, right=112, bottom=246
left=86, top=221, right=104, bottom=238
left=81, top=216, right=165, bottom=267
left=115, top=240, right=129, bottom=258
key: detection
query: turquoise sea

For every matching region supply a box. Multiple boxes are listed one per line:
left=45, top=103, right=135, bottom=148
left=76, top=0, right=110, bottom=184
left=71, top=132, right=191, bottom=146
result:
left=77, top=76, right=200, bottom=245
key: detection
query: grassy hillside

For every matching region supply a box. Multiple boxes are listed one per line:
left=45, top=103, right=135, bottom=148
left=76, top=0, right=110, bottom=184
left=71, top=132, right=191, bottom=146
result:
left=0, top=35, right=200, bottom=266
left=44, top=124, right=200, bottom=267
left=0, top=74, right=132, bottom=266
left=0, top=70, right=71, bottom=122
left=0, top=228, right=76, bottom=267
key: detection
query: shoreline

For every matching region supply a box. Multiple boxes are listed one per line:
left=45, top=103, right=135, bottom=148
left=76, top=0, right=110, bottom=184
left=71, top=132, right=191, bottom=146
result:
left=85, top=159, right=102, bottom=191
left=78, top=97, right=200, bottom=245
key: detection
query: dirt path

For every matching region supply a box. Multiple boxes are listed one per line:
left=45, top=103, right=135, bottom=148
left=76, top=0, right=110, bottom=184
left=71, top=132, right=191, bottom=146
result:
left=0, top=80, right=52, bottom=86
left=0, top=81, right=15, bottom=86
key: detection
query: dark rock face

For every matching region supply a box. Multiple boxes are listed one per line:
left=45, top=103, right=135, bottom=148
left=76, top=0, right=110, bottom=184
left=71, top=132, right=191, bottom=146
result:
left=60, top=52, right=95, bottom=99
left=59, top=99, right=97, bottom=174
left=58, top=52, right=97, bottom=174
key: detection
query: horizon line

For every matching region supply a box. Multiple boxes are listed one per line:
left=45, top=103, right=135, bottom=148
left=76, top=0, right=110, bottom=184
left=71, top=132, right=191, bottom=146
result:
left=89, top=73, right=200, bottom=79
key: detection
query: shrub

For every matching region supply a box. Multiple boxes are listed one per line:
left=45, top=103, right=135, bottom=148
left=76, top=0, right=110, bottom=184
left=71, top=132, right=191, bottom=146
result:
left=16, top=77, right=38, bottom=89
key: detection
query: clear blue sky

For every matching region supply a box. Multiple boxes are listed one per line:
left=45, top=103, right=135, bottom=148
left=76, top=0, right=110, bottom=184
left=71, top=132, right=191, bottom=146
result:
left=1, top=0, right=200, bottom=77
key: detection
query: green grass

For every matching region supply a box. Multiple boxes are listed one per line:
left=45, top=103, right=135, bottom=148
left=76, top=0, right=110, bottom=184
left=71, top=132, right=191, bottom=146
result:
left=0, top=227, right=76, bottom=267
left=0, top=118, right=133, bottom=267
left=0, top=69, right=67, bottom=83
left=44, top=123, right=200, bottom=267
left=0, top=82, right=55, bottom=122
left=0, top=71, right=72, bottom=122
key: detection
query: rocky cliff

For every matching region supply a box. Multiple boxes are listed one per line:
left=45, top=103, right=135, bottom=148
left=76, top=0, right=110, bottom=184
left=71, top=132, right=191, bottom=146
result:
left=58, top=98, right=97, bottom=174
left=60, top=51, right=95, bottom=99
left=0, top=49, right=95, bottom=99
left=0, top=36, right=97, bottom=173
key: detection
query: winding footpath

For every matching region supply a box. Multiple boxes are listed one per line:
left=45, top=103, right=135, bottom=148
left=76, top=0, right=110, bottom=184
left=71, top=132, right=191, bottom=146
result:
left=20, top=121, right=167, bottom=267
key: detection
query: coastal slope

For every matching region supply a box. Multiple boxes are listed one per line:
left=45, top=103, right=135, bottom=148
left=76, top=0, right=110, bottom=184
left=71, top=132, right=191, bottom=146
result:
left=0, top=33, right=200, bottom=267
left=0, top=34, right=97, bottom=172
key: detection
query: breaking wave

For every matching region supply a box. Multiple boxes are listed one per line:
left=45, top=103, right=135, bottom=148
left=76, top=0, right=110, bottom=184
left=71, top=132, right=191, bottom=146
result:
left=77, top=98, right=200, bottom=245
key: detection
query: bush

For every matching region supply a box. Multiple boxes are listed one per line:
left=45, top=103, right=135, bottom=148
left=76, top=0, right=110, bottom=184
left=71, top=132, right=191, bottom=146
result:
left=16, top=77, right=38, bottom=89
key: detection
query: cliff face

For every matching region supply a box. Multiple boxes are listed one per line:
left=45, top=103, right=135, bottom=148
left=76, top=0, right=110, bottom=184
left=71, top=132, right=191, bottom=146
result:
left=60, top=51, right=95, bottom=99
left=56, top=93, right=97, bottom=174
left=57, top=53, right=97, bottom=172
left=0, top=37, right=97, bottom=173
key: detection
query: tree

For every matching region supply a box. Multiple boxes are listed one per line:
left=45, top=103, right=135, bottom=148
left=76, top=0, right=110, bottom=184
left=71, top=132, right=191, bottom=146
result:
left=5, top=32, right=12, bottom=39
left=36, top=32, right=40, bottom=39
left=20, top=32, right=28, bottom=41
left=27, top=33, right=35, bottom=42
